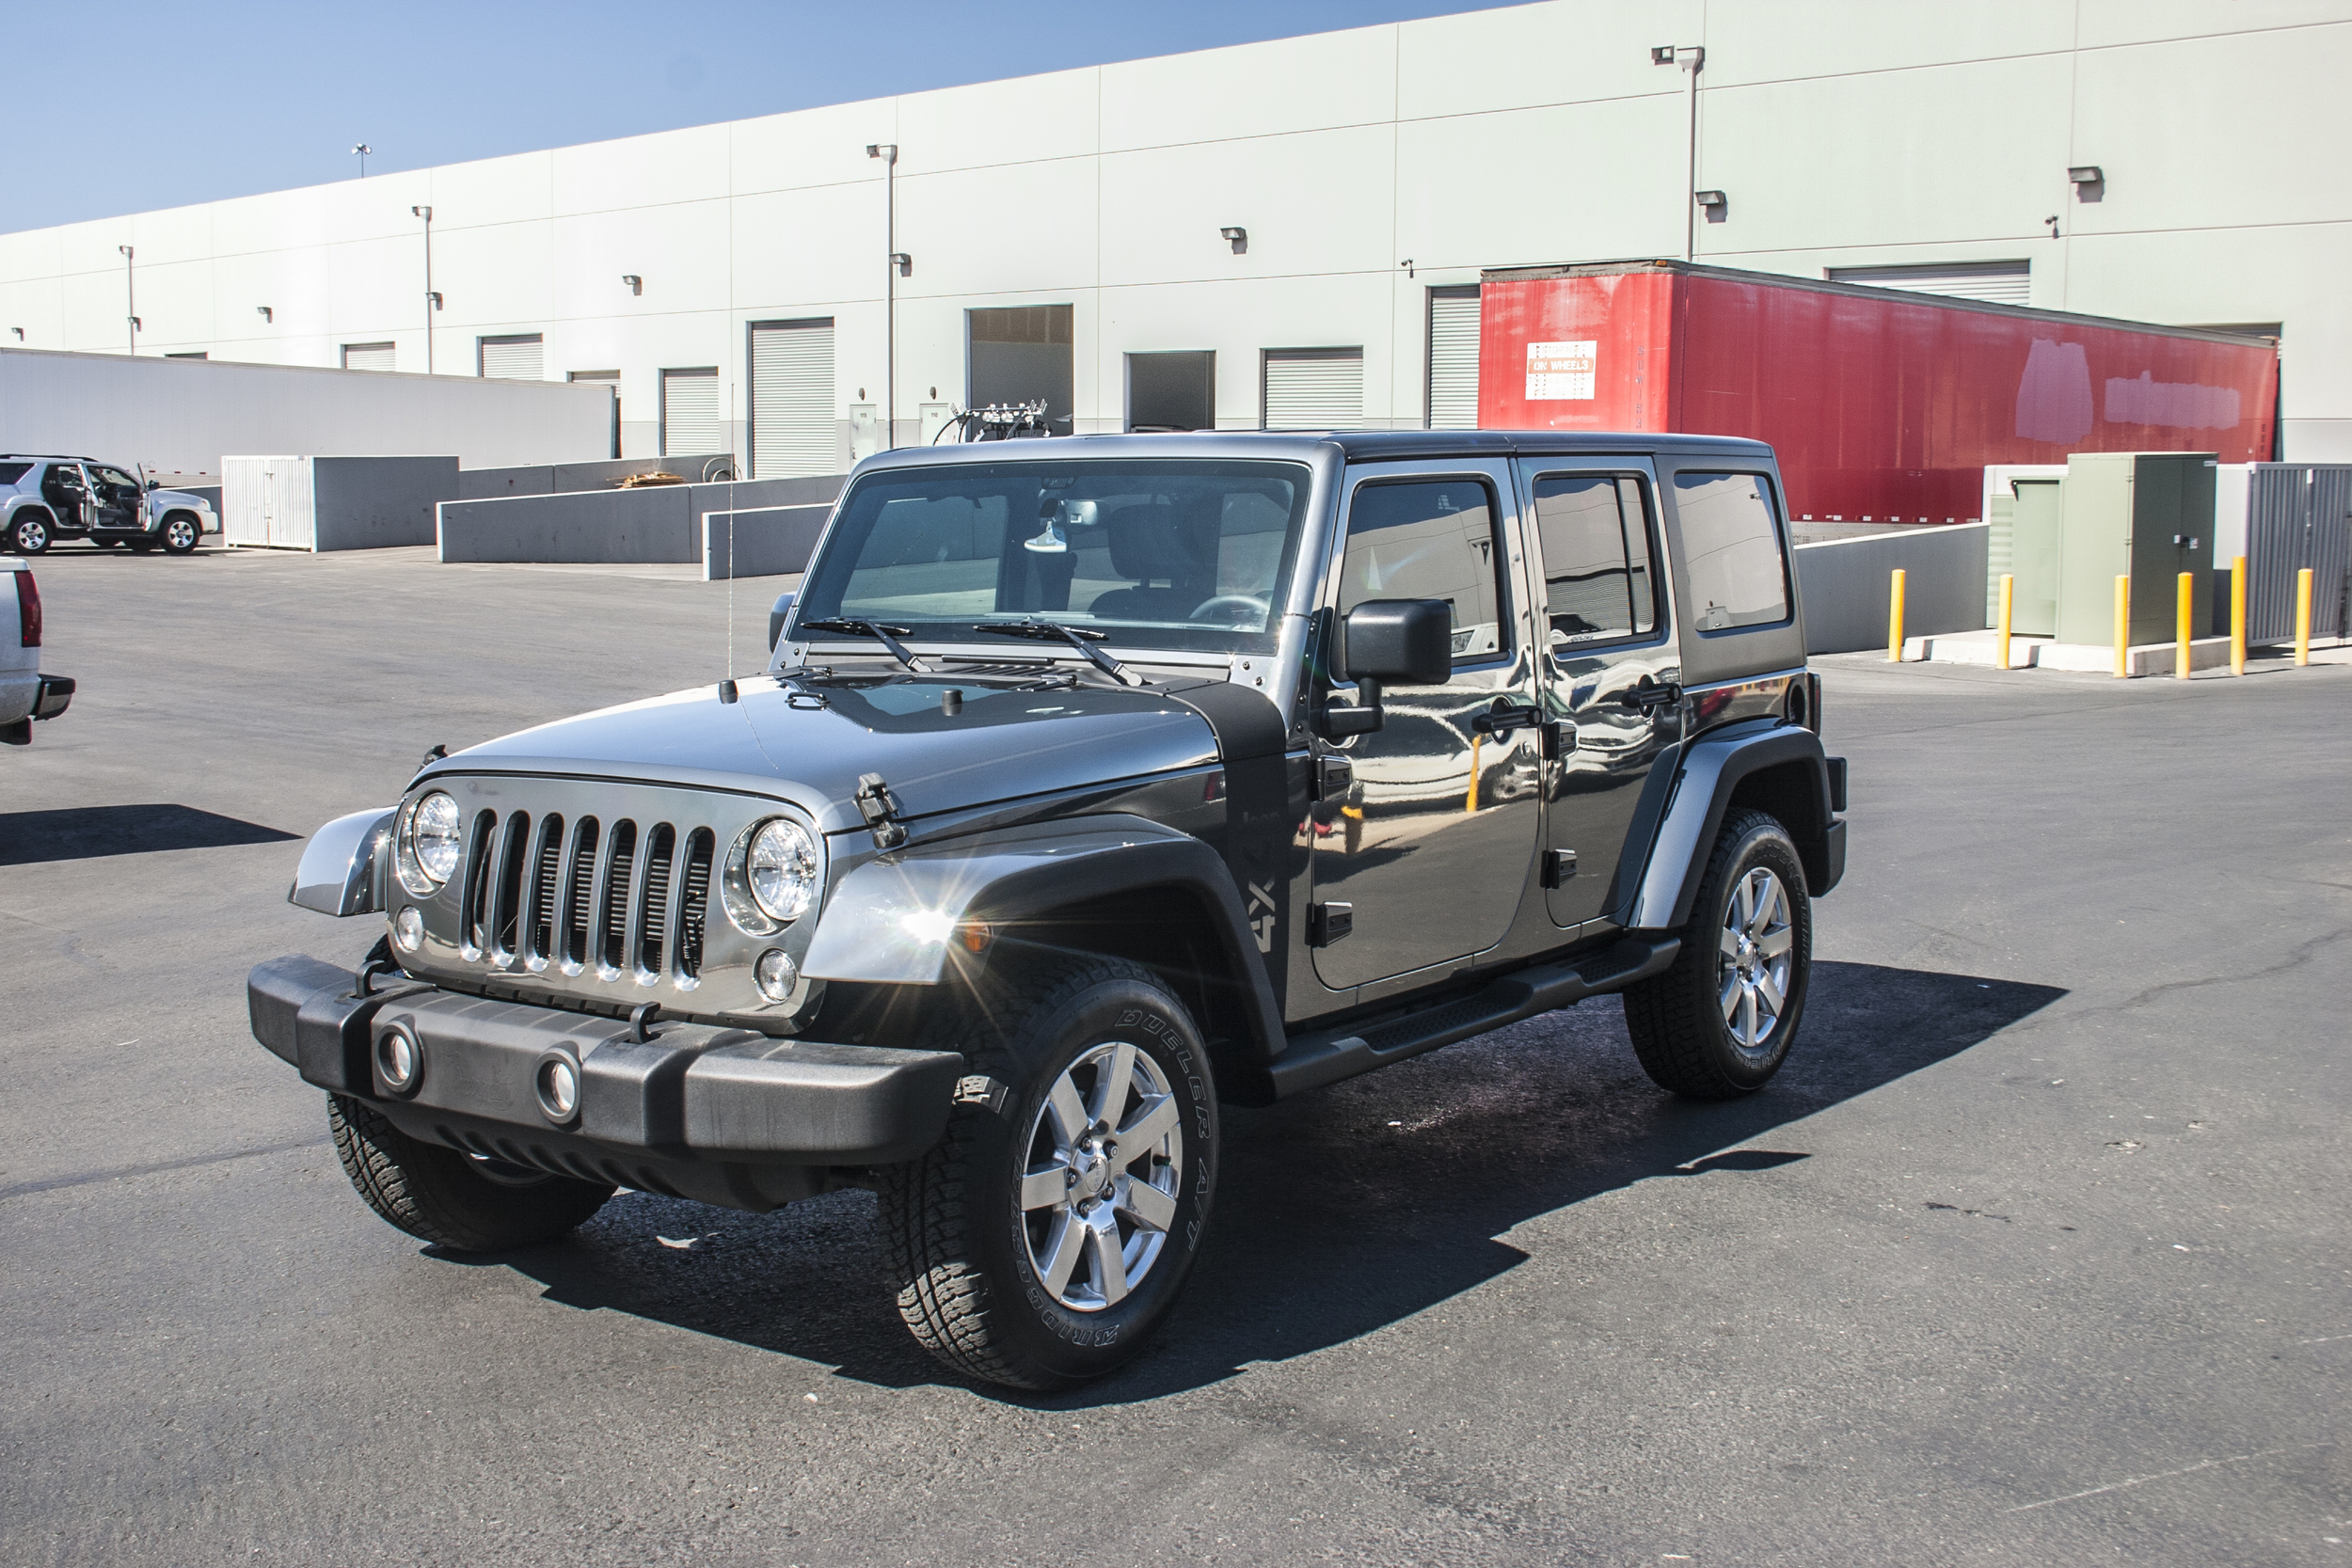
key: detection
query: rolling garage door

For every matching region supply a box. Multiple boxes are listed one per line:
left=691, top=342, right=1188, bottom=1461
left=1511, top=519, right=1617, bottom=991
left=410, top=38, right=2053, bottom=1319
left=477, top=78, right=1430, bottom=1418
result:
left=661, top=368, right=722, bottom=457
left=750, top=319, right=835, bottom=477
left=1826, top=261, right=2031, bottom=305
left=1426, top=287, right=1481, bottom=430
left=1263, top=347, right=1363, bottom=430
left=342, top=342, right=395, bottom=372
left=478, top=334, right=544, bottom=380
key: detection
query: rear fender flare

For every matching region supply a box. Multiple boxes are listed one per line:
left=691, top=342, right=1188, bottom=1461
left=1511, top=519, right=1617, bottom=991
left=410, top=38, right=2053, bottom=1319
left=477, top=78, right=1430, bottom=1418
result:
left=800, top=813, right=1284, bottom=1060
left=1622, top=721, right=1835, bottom=932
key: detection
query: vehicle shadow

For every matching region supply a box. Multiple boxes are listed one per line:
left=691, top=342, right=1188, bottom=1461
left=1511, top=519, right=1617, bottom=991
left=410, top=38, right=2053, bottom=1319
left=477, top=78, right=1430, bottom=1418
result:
left=0, top=803, right=300, bottom=867
left=469, top=960, right=2063, bottom=1405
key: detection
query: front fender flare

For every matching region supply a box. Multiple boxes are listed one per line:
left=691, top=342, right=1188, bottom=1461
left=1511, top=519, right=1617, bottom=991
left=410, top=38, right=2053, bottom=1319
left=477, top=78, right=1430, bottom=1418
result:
left=1621, top=721, right=1836, bottom=933
left=289, top=807, right=394, bottom=915
left=800, top=813, right=1285, bottom=1060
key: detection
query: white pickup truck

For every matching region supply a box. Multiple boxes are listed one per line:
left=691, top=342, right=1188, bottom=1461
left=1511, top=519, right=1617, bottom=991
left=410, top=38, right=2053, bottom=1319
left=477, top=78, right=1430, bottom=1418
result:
left=1, top=558, right=73, bottom=745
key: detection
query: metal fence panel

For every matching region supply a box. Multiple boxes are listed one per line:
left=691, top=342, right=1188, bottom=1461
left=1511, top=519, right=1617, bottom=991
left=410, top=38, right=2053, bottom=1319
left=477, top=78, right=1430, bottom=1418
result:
left=2248, top=465, right=2352, bottom=642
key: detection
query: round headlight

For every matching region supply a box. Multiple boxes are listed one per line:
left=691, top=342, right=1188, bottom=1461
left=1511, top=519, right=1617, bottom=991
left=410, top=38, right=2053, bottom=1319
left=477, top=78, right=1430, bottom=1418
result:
left=723, top=817, right=821, bottom=933
left=396, top=790, right=463, bottom=896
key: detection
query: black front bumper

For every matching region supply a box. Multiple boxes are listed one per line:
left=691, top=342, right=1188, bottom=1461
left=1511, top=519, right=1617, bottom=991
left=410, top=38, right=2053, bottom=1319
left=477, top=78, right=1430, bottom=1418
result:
left=248, top=956, right=963, bottom=1205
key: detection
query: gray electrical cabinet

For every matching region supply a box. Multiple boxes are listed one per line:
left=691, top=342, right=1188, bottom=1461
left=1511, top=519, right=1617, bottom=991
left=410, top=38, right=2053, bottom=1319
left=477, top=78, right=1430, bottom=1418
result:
left=2005, top=477, right=2063, bottom=637
left=2054, top=452, right=2217, bottom=647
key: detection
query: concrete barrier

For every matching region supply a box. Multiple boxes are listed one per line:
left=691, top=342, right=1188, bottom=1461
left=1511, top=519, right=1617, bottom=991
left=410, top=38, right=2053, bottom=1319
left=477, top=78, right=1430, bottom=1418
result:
left=703, top=504, right=834, bottom=579
left=1796, top=522, right=1988, bottom=655
left=456, top=453, right=734, bottom=501
left=437, top=473, right=843, bottom=563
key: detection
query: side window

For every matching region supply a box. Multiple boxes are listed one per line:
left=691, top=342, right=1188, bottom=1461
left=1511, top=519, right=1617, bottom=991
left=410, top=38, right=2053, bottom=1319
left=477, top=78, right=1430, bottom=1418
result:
left=1532, top=474, right=1659, bottom=647
left=1338, top=478, right=1508, bottom=663
left=1673, top=471, right=1789, bottom=631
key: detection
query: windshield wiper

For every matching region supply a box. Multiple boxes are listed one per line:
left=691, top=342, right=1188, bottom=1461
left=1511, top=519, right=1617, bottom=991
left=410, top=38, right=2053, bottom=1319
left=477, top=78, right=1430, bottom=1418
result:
left=979, top=619, right=1147, bottom=687
left=798, top=617, right=933, bottom=673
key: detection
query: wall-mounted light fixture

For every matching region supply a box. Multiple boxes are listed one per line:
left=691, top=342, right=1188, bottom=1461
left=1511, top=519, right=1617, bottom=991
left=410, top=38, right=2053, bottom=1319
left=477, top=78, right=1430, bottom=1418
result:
left=351, top=143, right=372, bottom=178
left=428, top=292, right=443, bottom=310
left=11, top=327, right=23, bottom=341
left=1399, top=258, right=1415, bottom=278
left=1694, top=189, right=1727, bottom=213
left=257, top=306, right=273, bottom=323
left=889, top=252, right=912, bottom=277
left=621, top=275, right=642, bottom=295
left=1220, top=226, right=1248, bottom=255
left=2068, top=166, right=2103, bottom=189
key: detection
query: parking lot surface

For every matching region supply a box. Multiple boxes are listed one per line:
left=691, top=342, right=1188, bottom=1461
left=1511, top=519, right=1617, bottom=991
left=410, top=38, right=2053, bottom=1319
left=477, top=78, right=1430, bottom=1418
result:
left=4, top=545, right=2346, bottom=1567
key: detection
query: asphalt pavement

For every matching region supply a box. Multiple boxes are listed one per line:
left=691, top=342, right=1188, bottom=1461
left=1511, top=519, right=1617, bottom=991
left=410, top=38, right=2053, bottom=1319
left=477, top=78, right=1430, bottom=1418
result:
left=3, top=543, right=2346, bottom=1567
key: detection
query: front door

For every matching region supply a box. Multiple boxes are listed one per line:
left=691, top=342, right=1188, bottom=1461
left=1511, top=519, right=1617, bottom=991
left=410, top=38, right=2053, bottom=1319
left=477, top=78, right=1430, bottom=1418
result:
left=1311, top=464, right=1541, bottom=990
left=1517, top=458, right=1681, bottom=929
left=87, top=465, right=143, bottom=533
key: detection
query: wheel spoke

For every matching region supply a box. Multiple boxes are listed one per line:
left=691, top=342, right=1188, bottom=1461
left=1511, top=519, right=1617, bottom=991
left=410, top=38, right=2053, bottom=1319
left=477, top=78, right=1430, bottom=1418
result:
left=1719, top=925, right=1742, bottom=959
left=1755, top=969, right=1786, bottom=1017
left=1020, top=1160, right=1072, bottom=1212
left=1114, top=1092, right=1180, bottom=1158
left=1740, top=986, right=1762, bottom=1044
left=1756, top=927, right=1794, bottom=958
left=1087, top=1213, right=1130, bottom=1306
left=1747, top=875, right=1781, bottom=937
left=1089, top=1041, right=1136, bottom=1126
left=1720, top=972, right=1743, bottom=1022
left=1731, top=877, right=1753, bottom=933
left=1045, top=1074, right=1088, bottom=1148
left=1038, top=1212, right=1085, bottom=1297
left=1117, top=1178, right=1178, bottom=1234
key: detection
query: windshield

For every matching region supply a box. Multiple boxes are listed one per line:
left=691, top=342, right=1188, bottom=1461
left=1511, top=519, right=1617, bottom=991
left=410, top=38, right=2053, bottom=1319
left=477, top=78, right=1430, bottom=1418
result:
left=794, top=458, right=1315, bottom=655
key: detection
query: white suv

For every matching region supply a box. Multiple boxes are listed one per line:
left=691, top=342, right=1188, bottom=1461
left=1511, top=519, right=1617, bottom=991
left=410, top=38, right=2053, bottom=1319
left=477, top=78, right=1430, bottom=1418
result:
left=0, top=456, right=219, bottom=555
left=1, top=558, right=73, bottom=745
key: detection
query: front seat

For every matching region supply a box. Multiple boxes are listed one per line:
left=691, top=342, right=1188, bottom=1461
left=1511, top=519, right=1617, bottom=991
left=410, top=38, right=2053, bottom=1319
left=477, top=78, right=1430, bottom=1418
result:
left=1085, top=499, right=1218, bottom=623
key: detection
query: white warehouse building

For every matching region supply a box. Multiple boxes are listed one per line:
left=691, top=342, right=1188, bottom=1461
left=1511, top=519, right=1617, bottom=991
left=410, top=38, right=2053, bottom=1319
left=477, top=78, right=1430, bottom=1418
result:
left=2, top=0, right=2347, bottom=474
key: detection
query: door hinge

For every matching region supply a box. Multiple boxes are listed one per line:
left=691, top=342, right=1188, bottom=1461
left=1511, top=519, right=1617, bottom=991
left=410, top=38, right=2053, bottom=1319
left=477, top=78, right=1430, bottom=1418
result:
left=1308, top=901, right=1353, bottom=946
left=1313, top=754, right=1354, bottom=800
left=1541, top=848, right=1579, bottom=888
left=854, top=772, right=908, bottom=850
left=1541, top=720, right=1578, bottom=760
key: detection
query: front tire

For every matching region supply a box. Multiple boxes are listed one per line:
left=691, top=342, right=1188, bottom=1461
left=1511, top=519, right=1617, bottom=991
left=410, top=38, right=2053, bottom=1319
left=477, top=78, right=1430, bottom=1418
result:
left=1623, top=809, right=1813, bottom=1099
left=326, top=1094, right=613, bottom=1251
left=162, top=515, right=200, bottom=554
left=880, top=956, right=1218, bottom=1389
left=8, top=513, right=49, bottom=555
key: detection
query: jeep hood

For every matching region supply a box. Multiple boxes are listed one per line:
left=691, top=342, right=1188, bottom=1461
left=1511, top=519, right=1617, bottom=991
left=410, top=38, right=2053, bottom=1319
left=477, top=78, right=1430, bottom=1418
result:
left=431, top=673, right=1226, bottom=833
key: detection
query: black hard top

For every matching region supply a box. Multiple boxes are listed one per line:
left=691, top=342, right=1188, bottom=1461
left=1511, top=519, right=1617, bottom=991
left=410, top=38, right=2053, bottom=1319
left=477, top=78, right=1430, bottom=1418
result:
left=862, top=430, right=1772, bottom=468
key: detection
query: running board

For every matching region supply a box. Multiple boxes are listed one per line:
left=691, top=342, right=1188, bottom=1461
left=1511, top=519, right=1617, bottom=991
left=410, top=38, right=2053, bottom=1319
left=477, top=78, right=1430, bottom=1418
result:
left=1264, top=936, right=1681, bottom=1101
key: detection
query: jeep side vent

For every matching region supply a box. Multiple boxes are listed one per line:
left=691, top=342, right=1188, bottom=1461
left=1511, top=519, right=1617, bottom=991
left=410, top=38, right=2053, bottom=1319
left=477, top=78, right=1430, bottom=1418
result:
left=562, top=816, right=599, bottom=968
left=460, top=809, right=499, bottom=955
left=527, top=814, right=564, bottom=963
left=600, top=820, right=638, bottom=972
left=675, top=828, right=714, bottom=979
left=638, top=823, right=676, bottom=975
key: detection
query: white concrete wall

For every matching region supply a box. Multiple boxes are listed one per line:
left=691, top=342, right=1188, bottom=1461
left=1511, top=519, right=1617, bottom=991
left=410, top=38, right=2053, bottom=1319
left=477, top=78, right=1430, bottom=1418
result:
left=2, top=0, right=2344, bottom=458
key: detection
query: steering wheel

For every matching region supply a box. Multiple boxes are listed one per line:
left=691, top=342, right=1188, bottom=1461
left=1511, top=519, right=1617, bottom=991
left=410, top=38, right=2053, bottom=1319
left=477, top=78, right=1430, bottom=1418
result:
left=1189, top=594, right=1270, bottom=628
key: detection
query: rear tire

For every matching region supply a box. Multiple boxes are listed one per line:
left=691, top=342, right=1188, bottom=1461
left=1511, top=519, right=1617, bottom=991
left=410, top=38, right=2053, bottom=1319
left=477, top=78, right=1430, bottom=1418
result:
left=879, top=955, right=1218, bottom=1389
left=1623, top=809, right=1813, bottom=1099
left=326, top=1094, right=613, bottom=1251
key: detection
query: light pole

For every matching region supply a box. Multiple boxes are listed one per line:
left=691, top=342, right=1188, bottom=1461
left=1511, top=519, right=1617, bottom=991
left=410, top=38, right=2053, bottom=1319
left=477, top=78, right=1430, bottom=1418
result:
left=1652, top=44, right=1706, bottom=261
left=866, top=142, right=898, bottom=451
left=411, top=205, right=434, bottom=373
left=352, top=143, right=372, bottom=177
left=118, top=245, right=137, bottom=355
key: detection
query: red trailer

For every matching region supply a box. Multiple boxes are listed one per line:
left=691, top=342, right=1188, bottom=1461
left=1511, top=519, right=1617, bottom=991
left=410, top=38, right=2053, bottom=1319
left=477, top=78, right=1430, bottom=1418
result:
left=1478, top=261, right=2279, bottom=526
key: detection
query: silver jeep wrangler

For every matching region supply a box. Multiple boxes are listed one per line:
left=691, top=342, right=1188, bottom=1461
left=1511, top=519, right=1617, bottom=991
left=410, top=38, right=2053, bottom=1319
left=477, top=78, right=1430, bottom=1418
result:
left=250, top=431, right=1846, bottom=1389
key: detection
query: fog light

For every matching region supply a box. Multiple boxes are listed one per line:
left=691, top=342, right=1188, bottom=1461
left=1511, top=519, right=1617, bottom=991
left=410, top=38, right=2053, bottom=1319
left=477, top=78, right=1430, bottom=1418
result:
left=393, top=906, right=423, bottom=952
left=534, top=1052, right=581, bottom=1124
left=754, top=948, right=797, bottom=1002
left=375, top=1024, right=421, bottom=1094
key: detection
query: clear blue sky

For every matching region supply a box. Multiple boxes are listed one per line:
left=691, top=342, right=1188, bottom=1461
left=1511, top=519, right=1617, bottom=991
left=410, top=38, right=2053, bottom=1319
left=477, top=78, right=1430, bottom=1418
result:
left=5, top=0, right=1504, bottom=233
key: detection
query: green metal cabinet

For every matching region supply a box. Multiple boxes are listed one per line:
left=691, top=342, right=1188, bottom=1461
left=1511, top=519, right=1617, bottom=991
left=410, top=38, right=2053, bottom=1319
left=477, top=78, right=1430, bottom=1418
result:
left=2005, top=477, right=2063, bottom=637
left=2054, top=452, right=2217, bottom=647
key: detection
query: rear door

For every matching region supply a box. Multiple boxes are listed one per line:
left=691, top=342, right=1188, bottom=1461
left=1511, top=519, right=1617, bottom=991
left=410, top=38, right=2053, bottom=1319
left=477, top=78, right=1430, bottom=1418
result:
left=1515, top=456, right=1680, bottom=929
left=1310, top=461, right=1541, bottom=990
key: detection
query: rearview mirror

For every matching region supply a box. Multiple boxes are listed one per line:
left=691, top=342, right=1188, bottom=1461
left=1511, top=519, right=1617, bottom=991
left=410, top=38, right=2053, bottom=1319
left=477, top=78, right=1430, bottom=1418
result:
left=1343, top=598, right=1453, bottom=686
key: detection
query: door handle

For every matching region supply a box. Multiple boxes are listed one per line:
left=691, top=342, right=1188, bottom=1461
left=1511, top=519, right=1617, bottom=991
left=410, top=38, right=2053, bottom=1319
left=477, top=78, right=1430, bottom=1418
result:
left=1613, top=679, right=1682, bottom=713
left=1471, top=699, right=1541, bottom=736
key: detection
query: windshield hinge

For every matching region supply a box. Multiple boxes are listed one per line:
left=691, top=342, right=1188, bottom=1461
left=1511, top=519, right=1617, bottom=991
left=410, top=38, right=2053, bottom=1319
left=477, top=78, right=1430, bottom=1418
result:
left=854, top=772, right=908, bottom=850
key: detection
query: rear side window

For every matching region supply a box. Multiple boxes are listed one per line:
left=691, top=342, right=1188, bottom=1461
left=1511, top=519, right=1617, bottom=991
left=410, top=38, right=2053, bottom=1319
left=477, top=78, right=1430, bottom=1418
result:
left=1339, top=478, right=1509, bottom=662
left=1673, top=471, right=1788, bottom=631
left=0, top=463, right=28, bottom=485
left=1532, top=474, right=1659, bottom=646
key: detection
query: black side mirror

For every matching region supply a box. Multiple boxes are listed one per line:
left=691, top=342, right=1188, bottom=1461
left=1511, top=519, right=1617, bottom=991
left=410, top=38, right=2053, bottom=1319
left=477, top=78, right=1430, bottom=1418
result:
left=768, top=591, right=798, bottom=654
left=145, top=479, right=160, bottom=492
left=1322, top=598, right=1453, bottom=736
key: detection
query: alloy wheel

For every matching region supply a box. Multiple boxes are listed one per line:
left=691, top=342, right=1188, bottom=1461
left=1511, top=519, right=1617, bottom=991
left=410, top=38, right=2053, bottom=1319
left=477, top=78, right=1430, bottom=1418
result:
left=1019, top=1039, right=1184, bottom=1310
left=1717, top=865, right=1795, bottom=1054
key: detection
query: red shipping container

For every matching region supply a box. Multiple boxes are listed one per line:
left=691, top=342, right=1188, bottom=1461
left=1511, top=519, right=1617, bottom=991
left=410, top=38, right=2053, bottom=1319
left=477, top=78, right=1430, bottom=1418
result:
left=1479, top=261, right=2279, bottom=526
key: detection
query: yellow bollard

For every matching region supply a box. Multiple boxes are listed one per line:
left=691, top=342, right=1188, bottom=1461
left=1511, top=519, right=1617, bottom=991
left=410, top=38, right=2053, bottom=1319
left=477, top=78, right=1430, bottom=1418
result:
left=2232, top=554, right=2248, bottom=676
left=2113, top=575, right=2131, bottom=678
left=2296, top=566, right=2314, bottom=666
left=1465, top=733, right=1482, bottom=814
left=1886, top=568, right=1907, bottom=662
left=1995, top=573, right=2015, bottom=670
left=2175, top=572, right=2194, bottom=680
